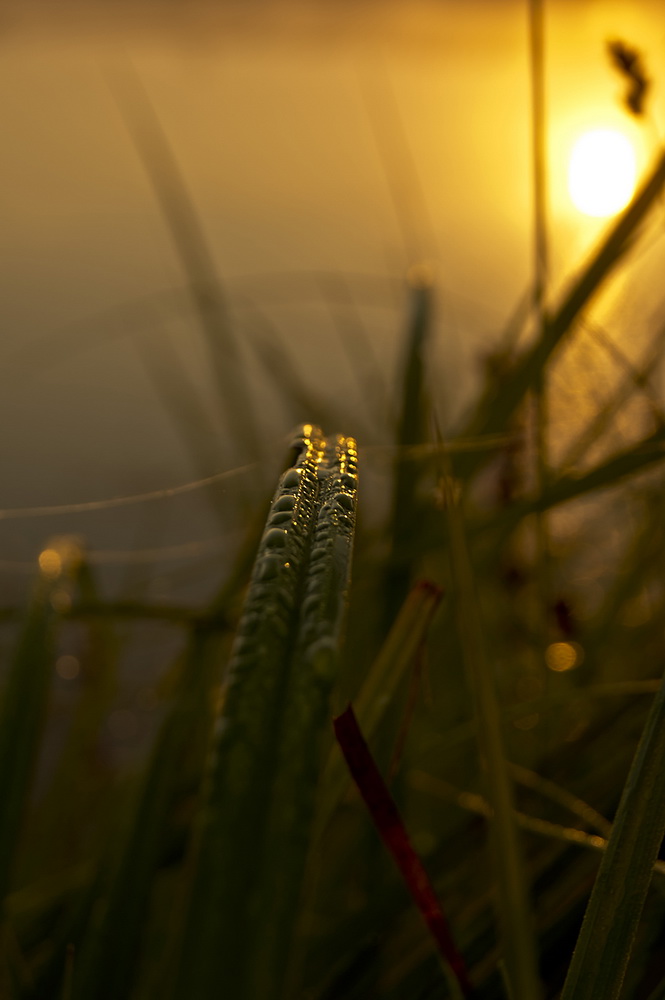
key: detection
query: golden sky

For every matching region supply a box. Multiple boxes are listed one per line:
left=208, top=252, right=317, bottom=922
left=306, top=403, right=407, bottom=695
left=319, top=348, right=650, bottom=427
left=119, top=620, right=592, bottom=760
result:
left=0, top=0, right=663, bottom=576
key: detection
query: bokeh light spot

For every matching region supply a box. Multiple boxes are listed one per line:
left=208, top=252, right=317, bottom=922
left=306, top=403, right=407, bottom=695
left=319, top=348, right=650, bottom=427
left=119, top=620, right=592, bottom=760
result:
left=39, top=548, right=62, bottom=579
left=545, top=641, right=583, bottom=672
left=56, top=654, right=80, bottom=681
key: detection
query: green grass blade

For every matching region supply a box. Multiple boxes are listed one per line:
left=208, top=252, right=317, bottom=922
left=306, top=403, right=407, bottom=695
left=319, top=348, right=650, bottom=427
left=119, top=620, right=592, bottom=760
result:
left=248, top=433, right=359, bottom=1000
left=441, top=469, right=542, bottom=1000
left=314, top=579, right=442, bottom=841
left=560, top=658, right=665, bottom=1000
left=0, top=538, right=81, bottom=913
left=458, top=148, right=665, bottom=480
left=171, top=424, right=358, bottom=1000
left=385, top=269, right=432, bottom=628
left=72, top=624, right=225, bottom=1000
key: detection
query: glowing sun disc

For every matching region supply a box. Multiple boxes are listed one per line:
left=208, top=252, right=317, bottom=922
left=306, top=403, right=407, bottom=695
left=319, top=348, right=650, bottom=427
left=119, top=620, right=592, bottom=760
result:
left=568, top=128, right=637, bottom=217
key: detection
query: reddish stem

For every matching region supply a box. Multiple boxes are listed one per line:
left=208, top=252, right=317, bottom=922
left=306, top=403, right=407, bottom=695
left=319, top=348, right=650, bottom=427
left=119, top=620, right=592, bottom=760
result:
left=333, top=703, right=475, bottom=998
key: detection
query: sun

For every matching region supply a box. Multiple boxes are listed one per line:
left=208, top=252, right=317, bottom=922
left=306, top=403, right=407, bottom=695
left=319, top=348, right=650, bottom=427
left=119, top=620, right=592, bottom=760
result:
left=568, top=128, right=637, bottom=218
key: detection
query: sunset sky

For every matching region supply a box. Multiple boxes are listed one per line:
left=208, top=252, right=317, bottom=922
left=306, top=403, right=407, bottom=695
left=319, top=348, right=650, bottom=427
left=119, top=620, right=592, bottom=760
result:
left=1, top=0, right=664, bottom=595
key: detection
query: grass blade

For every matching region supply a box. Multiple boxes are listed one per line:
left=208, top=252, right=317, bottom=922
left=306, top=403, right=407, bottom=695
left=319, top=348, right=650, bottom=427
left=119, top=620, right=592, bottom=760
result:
left=560, top=657, right=665, bottom=1000
left=314, top=579, right=442, bottom=841
left=104, top=57, right=261, bottom=464
left=0, top=538, right=81, bottom=914
left=441, top=467, right=542, bottom=1000
left=458, top=148, right=665, bottom=480
left=171, top=424, right=358, bottom=999
left=385, top=268, right=433, bottom=628
left=333, top=705, right=474, bottom=998
left=21, top=558, right=117, bottom=883
left=248, top=432, right=358, bottom=1000
left=72, top=624, right=225, bottom=1000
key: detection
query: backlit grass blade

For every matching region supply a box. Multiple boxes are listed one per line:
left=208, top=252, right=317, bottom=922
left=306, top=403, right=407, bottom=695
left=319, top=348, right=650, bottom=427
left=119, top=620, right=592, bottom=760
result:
left=560, top=657, right=665, bottom=1000
left=0, top=537, right=81, bottom=915
left=314, top=579, right=442, bottom=840
left=104, top=57, right=261, bottom=464
left=457, top=148, right=665, bottom=480
left=561, top=316, right=665, bottom=472
left=481, top=424, right=665, bottom=549
left=441, top=468, right=542, bottom=1000
left=248, top=432, right=358, bottom=1000
left=171, top=424, right=358, bottom=1000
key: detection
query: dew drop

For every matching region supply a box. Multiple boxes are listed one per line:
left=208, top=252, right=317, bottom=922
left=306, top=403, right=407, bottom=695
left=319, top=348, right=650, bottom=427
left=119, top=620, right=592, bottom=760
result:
left=264, top=528, right=287, bottom=549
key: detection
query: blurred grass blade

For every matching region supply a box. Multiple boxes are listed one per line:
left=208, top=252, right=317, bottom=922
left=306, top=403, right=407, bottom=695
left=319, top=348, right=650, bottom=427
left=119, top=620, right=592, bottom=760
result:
left=0, top=538, right=81, bottom=914
left=484, top=424, right=665, bottom=547
left=409, top=770, right=665, bottom=880
left=508, top=764, right=612, bottom=838
left=458, top=147, right=665, bottom=479
left=562, top=316, right=665, bottom=471
left=104, top=56, right=261, bottom=464
left=248, top=310, right=341, bottom=432
left=171, top=424, right=358, bottom=1000
left=560, top=658, right=665, bottom=1000
left=333, top=705, right=474, bottom=999
left=314, top=579, right=442, bottom=840
left=73, top=623, right=226, bottom=1000
left=441, top=467, right=542, bottom=1000
left=134, top=328, right=242, bottom=524
left=385, top=267, right=433, bottom=627
left=318, top=271, right=391, bottom=431
left=22, top=557, right=117, bottom=882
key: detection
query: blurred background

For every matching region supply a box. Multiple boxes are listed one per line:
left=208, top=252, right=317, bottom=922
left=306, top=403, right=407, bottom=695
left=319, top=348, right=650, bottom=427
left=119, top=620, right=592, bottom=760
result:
left=3, top=8, right=665, bottom=997
left=1, top=0, right=664, bottom=747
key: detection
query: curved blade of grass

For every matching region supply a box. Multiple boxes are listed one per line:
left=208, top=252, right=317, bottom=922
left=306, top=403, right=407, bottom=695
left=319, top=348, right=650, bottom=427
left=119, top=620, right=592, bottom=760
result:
left=0, top=538, right=81, bottom=914
left=560, top=658, right=665, bottom=1000
left=314, top=579, right=442, bottom=841
left=441, top=468, right=542, bottom=1000
left=409, top=770, right=665, bottom=883
left=248, top=433, right=359, bottom=1000
left=458, top=148, right=665, bottom=480
left=104, top=56, right=261, bottom=464
left=171, top=424, right=358, bottom=1000
left=508, top=764, right=612, bottom=838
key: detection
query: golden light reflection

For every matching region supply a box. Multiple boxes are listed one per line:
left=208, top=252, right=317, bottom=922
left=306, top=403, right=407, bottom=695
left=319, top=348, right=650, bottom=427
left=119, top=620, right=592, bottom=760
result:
left=545, top=641, right=583, bottom=672
left=38, top=548, right=62, bottom=579
left=568, top=128, right=637, bottom=217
